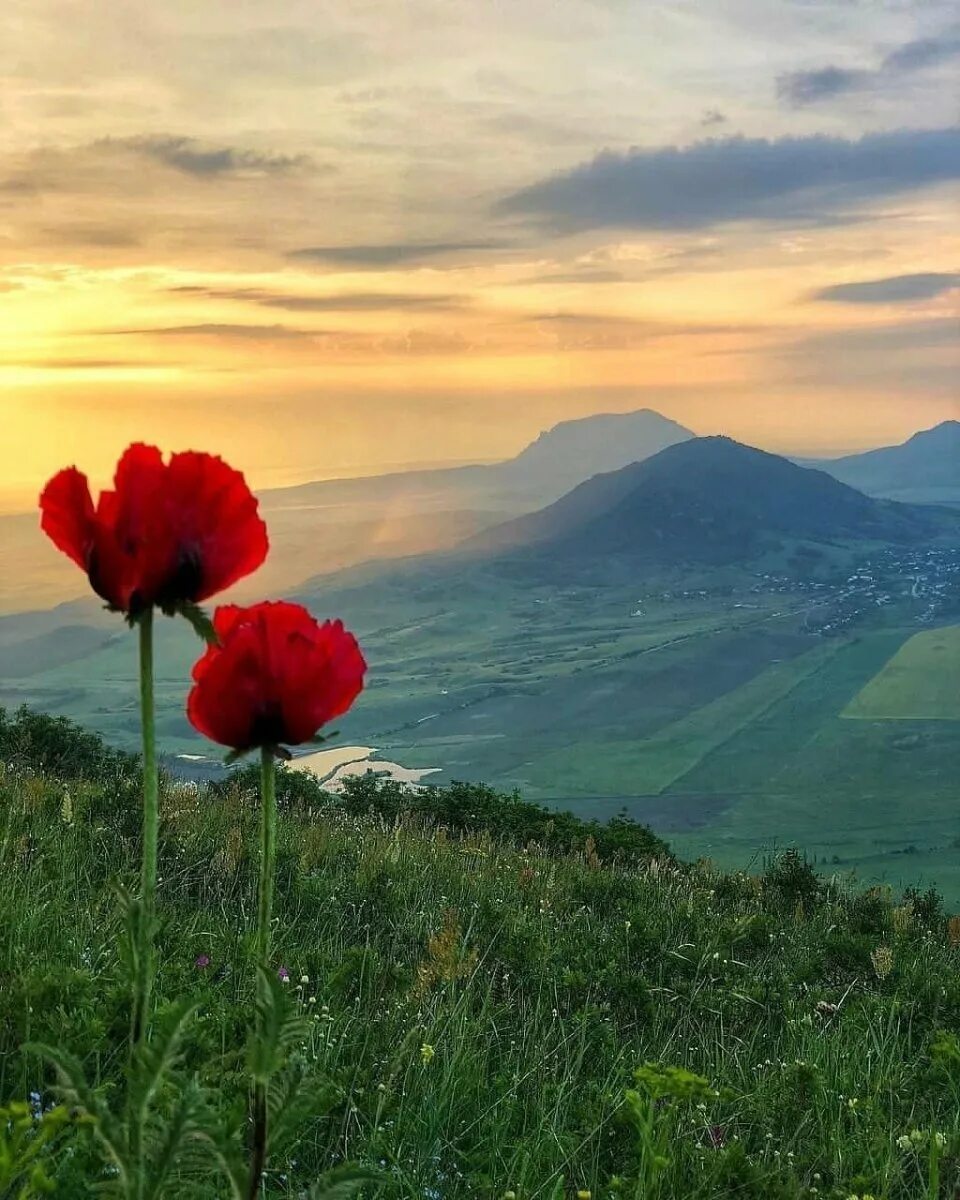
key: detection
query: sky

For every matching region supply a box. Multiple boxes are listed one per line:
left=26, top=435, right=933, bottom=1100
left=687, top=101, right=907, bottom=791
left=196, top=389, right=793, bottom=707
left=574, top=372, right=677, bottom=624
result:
left=1, top=0, right=958, bottom=507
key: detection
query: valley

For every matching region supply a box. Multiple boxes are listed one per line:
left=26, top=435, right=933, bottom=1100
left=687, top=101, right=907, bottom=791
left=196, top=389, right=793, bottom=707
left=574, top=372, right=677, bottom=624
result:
left=3, top=531, right=957, bottom=897
left=1, top=420, right=957, bottom=896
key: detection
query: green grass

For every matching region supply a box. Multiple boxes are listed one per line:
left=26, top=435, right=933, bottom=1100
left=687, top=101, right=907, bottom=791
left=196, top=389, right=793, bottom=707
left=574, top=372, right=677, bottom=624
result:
left=5, top=753, right=960, bottom=1198
left=845, top=626, right=960, bottom=721
left=512, top=642, right=842, bottom=798
left=3, top=572, right=958, bottom=901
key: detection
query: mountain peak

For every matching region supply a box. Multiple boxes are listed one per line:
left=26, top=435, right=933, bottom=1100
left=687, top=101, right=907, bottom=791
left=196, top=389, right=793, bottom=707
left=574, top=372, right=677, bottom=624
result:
left=502, top=407, right=694, bottom=487
left=471, top=435, right=940, bottom=566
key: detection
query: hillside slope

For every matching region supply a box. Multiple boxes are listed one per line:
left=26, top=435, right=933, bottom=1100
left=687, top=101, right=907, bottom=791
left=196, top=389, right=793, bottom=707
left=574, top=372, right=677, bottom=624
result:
left=815, top=421, right=960, bottom=504
left=468, top=435, right=946, bottom=566
left=2, top=717, right=960, bottom=1199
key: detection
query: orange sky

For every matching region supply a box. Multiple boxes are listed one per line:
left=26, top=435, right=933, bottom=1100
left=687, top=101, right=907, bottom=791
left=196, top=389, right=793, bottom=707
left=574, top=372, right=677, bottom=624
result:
left=1, top=0, right=957, bottom=508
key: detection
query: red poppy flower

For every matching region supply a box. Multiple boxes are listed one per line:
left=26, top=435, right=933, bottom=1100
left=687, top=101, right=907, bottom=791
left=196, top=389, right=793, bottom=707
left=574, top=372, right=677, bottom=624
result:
left=186, top=601, right=366, bottom=752
left=39, top=443, right=268, bottom=617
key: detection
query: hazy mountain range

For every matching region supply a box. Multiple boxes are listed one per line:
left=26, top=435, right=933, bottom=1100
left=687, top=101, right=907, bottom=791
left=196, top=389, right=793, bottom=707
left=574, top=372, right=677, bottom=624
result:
left=0, top=410, right=956, bottom=616
left=465, top=436, right=945, bottom=571
left=813, top=420, right=960, bottom=505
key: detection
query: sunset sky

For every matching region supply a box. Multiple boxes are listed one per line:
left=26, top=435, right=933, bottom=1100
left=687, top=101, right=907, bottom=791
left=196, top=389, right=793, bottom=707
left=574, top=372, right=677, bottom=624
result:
left=2, top=0, right=958, bottom=508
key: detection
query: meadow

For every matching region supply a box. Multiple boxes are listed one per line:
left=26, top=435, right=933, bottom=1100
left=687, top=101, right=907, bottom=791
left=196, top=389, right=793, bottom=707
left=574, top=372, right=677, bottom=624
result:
left=845, top=627, right=960, bottom=721
left=3, top=711, right=960, bottom=1198
left=2, top=550, right=958, bottom=898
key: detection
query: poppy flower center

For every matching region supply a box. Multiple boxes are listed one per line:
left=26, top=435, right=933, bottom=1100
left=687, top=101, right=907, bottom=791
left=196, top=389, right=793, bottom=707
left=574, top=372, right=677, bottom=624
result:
left=248, top=701, right=288, bottom=750
left=155, top=545, right=205, bottom=613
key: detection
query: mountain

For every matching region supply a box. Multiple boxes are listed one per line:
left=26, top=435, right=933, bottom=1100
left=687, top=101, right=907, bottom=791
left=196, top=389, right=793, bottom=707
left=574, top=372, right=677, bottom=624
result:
left=466, top=436, right=949, bottom=567
left=814, top=421, right=960, bottom=504
left=0, top=408, right=693, bottom=615
left=260, top=407, right=694, bottom=516
left=490, top=408, right=693, bottom=496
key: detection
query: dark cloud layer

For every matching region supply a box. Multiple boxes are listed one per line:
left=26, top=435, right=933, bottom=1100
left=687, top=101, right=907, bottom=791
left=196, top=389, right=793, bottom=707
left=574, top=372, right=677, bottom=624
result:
left=812, top=272, right=959, bottom=304
left=287, top=241, right=504, bottom=267
left=113, top=323, right=317, bottom=341
left=778, top=27, right=960, bottom=106
left=498, top=127, right=960, bottom=232
left=167, top=285, right=467, bottom=311
left=777, top=66, right=868, bottom=106
left=98, top=136, right=310, bottom=177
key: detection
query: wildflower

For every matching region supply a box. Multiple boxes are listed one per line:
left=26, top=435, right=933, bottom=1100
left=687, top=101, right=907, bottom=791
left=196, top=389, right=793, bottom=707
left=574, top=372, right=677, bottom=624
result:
left=707, top=1124, right=726, bottom=1148
left=420, top=1043, right=435, bottom=1065
left=187, top=602, right=365, bottom=753
left=576, top=1192, right=591, bottom=1199
left=278, top=966, right=290, bottom=983
left=871, top=945, right=894, bottom=980
left=897, top=1134, right=912, bottom=1150
left=39, top=444, right=267, bottom=618
left=934, top=1131, right=946, bottom=1148
left=195, top=954, right=211, bottom=969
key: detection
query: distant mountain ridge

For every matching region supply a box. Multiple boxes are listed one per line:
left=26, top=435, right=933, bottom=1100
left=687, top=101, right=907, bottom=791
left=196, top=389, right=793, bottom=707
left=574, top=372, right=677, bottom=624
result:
left=466, top=436, right=950, bottom=568
left=0, top=407, right=694, bottom=615
left=814, top=421, right=960, bottom=505
left=260, top=407, right=694, bottom=515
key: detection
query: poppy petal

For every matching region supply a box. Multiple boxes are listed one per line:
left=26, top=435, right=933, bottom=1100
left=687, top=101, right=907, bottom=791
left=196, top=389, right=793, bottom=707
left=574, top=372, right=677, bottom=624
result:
left=39, top=467, right=97, bottom=570
left=166, top=452, right=268, bottom=601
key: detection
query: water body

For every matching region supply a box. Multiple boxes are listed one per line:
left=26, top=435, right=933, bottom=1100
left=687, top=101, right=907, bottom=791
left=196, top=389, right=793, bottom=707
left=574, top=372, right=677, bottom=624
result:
left=289, top=744, right=441, bottom=792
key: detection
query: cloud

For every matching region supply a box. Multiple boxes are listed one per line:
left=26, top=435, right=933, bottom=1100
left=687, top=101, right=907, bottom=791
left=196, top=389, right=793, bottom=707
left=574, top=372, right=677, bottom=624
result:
left=167, top=285, right=468, bottom=311
left=4, top=359, right=171, bottom=370
left=812, top=272, right=959, bottom=304
left=516, top=311, right=770, bottom=352
left=700, top=109, right=727, bottom=128
left=776, top=66, right=868, bottom=106
left=784, top=317, right=959, bottom=358
left=112, top=323, right=316, bottom=341
left=519, top=267, right=626, bottom=284
left=778, top=26, right=960, bottom=106
left=287, top=241, right=504, bottom=267
left=97, top=136, right=311, bottom=177
left=39, top=224, right=141, bottom=248
left=882, top=31, right=960, bottom=71
left=497, top=127, right=960, bottom=232
left=772, top=318, right=959, bottom=395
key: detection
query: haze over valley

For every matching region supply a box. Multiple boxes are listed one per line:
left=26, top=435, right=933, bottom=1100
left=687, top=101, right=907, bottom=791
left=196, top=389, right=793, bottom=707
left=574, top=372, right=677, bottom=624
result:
left=3, top=411, right=958, bottom=895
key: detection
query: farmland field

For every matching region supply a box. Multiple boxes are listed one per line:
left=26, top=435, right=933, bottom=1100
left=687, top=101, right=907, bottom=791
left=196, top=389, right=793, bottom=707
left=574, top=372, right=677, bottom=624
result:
left=844, top=624, right=960, bottom=720
left=2, top=550, right=959, bottom=897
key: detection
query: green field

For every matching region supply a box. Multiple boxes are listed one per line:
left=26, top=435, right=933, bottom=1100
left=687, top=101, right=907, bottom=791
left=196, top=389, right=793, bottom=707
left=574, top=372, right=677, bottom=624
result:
left=845, top=625, right=960, bottom=720
left=2, top=555, right=959, bottom=898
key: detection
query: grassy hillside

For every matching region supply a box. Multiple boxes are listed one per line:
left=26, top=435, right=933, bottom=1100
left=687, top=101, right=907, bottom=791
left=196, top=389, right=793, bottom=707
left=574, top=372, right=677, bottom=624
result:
left=3, top=714, right=960, bottom=1197
left=2, top=548, right=958, bottom=900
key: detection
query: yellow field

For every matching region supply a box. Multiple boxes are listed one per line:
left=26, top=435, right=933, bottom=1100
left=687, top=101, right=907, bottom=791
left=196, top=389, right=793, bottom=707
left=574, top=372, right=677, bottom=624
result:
left=844, top=625, right=960, bottom=720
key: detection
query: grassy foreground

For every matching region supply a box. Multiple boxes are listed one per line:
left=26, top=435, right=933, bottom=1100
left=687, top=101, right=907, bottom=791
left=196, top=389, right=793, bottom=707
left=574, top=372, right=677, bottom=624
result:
left=2, top=716, right=960, bottom=1197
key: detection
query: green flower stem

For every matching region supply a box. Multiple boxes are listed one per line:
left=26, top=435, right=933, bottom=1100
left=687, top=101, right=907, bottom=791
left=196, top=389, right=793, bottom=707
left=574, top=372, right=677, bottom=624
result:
left=256, top=747, right=277, bottom=967
left=247, top=747, right=278, bottom=1200
left=132, top=606, right=158, bottom=1051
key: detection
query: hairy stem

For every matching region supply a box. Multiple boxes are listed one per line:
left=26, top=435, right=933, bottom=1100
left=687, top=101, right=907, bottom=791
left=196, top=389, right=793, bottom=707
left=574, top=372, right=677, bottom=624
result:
left=247, top=748, right=278, bottom=1200
left=129, top=606, right=158, bottom=1200
left=132, top=606, right=158, bottom=1050
left=256, top=747, right=277, bottom=967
